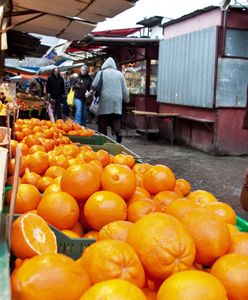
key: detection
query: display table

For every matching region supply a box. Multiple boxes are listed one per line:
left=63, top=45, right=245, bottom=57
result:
left=132, top=110, right=179, bottom=145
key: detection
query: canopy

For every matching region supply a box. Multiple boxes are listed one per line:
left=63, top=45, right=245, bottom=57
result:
left=5, top=0, right=138, bottom=40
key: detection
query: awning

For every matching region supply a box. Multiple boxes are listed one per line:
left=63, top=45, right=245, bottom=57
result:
left=4, top=0, right=138, bottom=41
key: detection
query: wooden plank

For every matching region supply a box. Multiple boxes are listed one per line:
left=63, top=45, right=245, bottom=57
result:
left=177, top=115, right=215, bottom=123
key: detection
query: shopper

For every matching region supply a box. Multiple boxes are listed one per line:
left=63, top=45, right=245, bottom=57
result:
left=92, top=57, right=129, bottom=143
left=72, top=65, right=92, bottom=126
left=62, top=71, right=71, bottom=119
left=46, top=67, right=65, bottom=120
left=29, top=78, right=42, bottom=97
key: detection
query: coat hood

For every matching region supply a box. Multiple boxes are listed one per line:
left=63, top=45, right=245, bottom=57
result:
left=102, top=57, right=117, bottom=70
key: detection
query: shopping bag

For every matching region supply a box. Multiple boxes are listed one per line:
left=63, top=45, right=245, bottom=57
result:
left=89, top=96, right=99, bottom=115
left=67, top=88, right=75, bottom=106
left=94, top=71, right=103, bottom=97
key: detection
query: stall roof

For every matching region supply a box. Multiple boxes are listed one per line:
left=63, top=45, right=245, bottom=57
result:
left=137, top=16, right=163, bottom=27
left=5, top=0, right=138, bottom=40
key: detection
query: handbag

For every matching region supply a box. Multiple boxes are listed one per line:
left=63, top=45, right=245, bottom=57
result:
left=89, top=96, right=99, bottom=115
left=94, top=71, right=103, bottom=97
left=67, top=87, right=75, bottom=106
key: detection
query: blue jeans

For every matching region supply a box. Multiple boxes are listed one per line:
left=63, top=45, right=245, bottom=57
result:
left=74, top=98, right=86, bottom=126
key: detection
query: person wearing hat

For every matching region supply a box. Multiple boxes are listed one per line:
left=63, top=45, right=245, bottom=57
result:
left=72, top=65, right=92, bottom=126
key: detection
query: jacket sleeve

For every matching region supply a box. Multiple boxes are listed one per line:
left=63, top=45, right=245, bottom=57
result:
left=92, top=71, right=101, bottom=90
left=121, top=75, right=129, bottom=103
left=87, top=76, right=93, bottom=91
left=61, top=78, right=65, bottom=95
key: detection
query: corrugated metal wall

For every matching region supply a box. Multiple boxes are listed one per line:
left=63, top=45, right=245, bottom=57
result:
left=157, top=27, right=217, bottom=108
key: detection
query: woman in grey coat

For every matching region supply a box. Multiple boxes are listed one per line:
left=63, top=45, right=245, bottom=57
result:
left=92, top=57, right=129, bottom=143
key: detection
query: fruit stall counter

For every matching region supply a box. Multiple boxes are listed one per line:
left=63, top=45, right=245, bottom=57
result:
left=1, top=117, right=248, bottom=300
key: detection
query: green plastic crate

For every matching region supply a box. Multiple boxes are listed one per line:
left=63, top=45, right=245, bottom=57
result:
left=90, top=143, right=140, bottom=159
left=236, top=216, right=248, bottom=232
left=65, top=134, right=117, bottom=145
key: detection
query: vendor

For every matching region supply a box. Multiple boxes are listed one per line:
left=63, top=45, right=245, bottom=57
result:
left=29, top=78, right=42, bottom=97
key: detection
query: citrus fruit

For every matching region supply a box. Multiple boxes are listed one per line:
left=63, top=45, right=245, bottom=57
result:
left=69, top=222, right=84, bottom=237
left=227, top=224, right=239, bottom=235
left=188, top=190, right=217, bottom=207
left=182, top=208, right=230, bottom=265
left=127, top=187, right=152, bottom=204
left=11, top=213, right=57, bottom=259
left=127, top=213, right=195, bottom=280
left=165, top=198, right=197, bottom=220
left=61, top=229, right=80, bottom=238
left=175, top=178, right=191, bottom=196
left=37, top=191, right=79, bottom=230
left=22, top=171, right=41, bottom=186
left=84, top=191, right=127, bottom=230
left=29, top=145, right=46, bottom=154
left=27, top=151, right=49, bottom=175
left=78, top=239, right=145, bottom=288
left=142, top=288, right=157, bottom=300
left=112, top=154, right=135, bottom=168
left=143, top=165, right=176, bottom=195
left=36, top=176, right=54, bottom=193
left=127, top=199, right=161, bottom=223
left=83, top=230, right=99, bottom=240
left=98, top=220, right=133, bottom=242
left=157, top=270, right=227, bottom=300
left=206, top=201, right=236, bottom=224
left=11, top=253, right=91, bottom=300
left=44, top=166, right=66, bottom=178
left=228, top=232, right=248, bottom=255
left=153, top=191, right=182, bottom=212
left=101, top=164, right=136, bottom=199
left=211, top=253, right=248, bottom=300
left=80, top=279, right=146, bottom=300
left=43, top=183, right=61, bottom=196
left=61, top=164, right=101, bottom=202
left=95, top=149, right=111, bottom=167
left=7, top=184, right=41, bottom=213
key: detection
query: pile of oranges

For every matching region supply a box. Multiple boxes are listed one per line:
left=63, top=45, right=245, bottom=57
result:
left=6, top=119, right=248, bottom=300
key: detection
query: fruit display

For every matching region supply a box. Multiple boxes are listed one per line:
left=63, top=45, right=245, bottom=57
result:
left=2, top=117, right=248, bottom=299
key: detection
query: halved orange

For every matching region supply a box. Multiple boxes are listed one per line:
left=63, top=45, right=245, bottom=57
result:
left=11, top=212, right=57, bottom=259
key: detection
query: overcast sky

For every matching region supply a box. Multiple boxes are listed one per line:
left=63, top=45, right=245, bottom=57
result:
left=95, top=0, right=223, bottom=30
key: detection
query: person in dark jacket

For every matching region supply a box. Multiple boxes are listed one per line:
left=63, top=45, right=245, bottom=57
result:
left=72, top=65, right=92, bottom=126
left=46, top=67, right=65, bottom=120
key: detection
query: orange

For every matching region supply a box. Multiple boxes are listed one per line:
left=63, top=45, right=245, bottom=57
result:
left=113, top=154, right=135, bottom=168
left=36, top=176, right=54, bottom=193
left=10, top=140, right=18, bottom=157
left=165, top=198, right=197, bottom=220
left=61, top=229, right=80, bottom=238
left=61, top=164, right=100, bottom=202
left=11, top=213, right=57, bottom=259
left=227, top=224, right=239, bottom=235
left=69, top=222, right=84, bottom=237
left=188, top=190, right=217, bottom=207
left=88, top=160, right=104, bottom=176
left=28, top=145, right=46, bottom=154
left=132, top=163, right=151, bottom=174
left=101, top=164, right=136, bottom=200
left=61, top=144, right=80, bottom=157
left=228, top=232, right=248, bottom=255
left=8, top=156, right=28, bottom=176
left=22, top=171, right=41, bottom=186
left=157, top=270, right=227, bottom=300
left=48, top=154, right=69, bottom=169
left=127, top=186, right=152, bottom=204
left=95, top=149, right=111, bottom=167
left=17, top=143, right=29, bottom=156
left=175, top=178, right=191, bottom=196
left=44, top=166, right=66, bottom=178
left=83, top=230, right=99, bottom=240
left=11, top=253, right=91, bottom=300
left=143, top=165, right=176, bottom=195
left=182, top=208, right=230, bottom=266
left=98, top=220, right=133, bottom=242
left=78, top=150, right=97, bottom=162
left=135, top=173, right=145, bottom=188
left=153, top=191, right=182, bottom=212
left=21, top=127, right=32, bottom=137
left=127, top=199, right=161, bottom=223
left=40, top=138, right=56, bottom=152
left=84, top=191, right=127, bottom=230
left=37, top=191, right=79, bottom=230
left=15, top=131, right=24, bottom=142
left=43, top=183, right=61, bottom=196
left=78, top=239, right=145, bottom=288
left=206, top=202, right=236, bottom=224
left=7, top=184, right=41, bottom=213
left=27, top=151, right=49, bottom=175
left=211, top=253, right=248, bottom=300
left=127, top=213, right=195, bottom=280
left=23, top=135, right=42, bottom=147
left=53, top=176, right=62, bottom=185
left=80, top=279, right=146, bottom=300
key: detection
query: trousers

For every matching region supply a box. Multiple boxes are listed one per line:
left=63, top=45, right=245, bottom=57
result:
left=98, top=114, right=122, bottom=143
